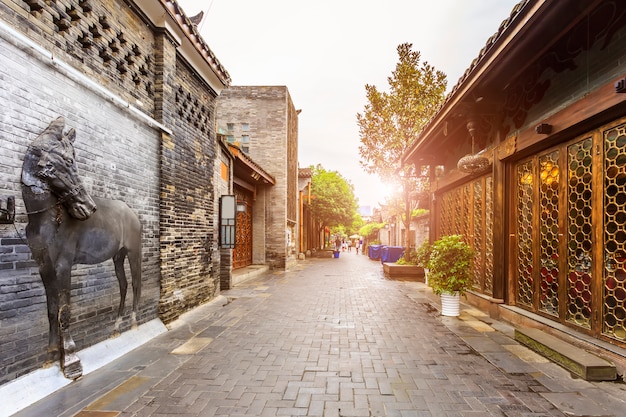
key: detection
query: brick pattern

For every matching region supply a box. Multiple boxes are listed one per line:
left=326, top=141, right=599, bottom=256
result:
left=117, top=255, right=570, bottom=417
left=1, top=0, right=156, bottom=113
left=158, top=58, right=220, bottom=324
left=0, top=31, right=160, bottom=383
left=0, top=0, right=224, bottom=384
left=215, top=144, right=233, bottom=290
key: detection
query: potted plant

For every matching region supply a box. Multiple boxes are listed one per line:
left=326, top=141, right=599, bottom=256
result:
left=426, top=234, right=474, bottom=316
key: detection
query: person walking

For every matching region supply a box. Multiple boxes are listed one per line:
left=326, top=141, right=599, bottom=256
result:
left=355, top=239, right=360, bottom=255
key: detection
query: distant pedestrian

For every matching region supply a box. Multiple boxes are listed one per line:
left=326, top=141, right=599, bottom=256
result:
left=355, top=239, right=360, bottom=255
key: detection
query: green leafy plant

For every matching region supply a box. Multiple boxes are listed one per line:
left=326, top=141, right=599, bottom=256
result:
left=414, top=240, right=432, bottom=268
left=427, top=235, right=474, bottom=295
left=395, top=253, right=417, bottom=265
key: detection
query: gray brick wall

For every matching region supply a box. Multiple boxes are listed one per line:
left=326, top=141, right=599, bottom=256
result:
left=0, top=33, right=160, bottom=383
left=0, top=0, right=227, bottom=384
left=157, top=58, right=220, bottom=324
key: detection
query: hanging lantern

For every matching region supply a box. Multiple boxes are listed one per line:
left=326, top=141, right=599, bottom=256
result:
left=457, top=153, right=490, bottom=174
left=457, top=118, right=491, bottom=174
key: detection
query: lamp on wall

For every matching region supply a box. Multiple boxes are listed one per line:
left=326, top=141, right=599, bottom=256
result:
left=219, top=195, right=236, bottom=248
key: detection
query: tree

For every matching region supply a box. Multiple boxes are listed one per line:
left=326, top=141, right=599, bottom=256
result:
left=357, top=43, right=446, bottom=254
left=310, top=164, right=358, bottom=237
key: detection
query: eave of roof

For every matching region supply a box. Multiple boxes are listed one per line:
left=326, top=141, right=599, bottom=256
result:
left=135, top=0, right=231, bottom=93
left=402, top=0, right=553, bottom=164
left=227, top=143, right=276, bottom=186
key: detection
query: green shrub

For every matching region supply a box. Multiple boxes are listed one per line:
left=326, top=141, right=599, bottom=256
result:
left=414, top=240, right=432, bottom=268
left=427, top=235, right=474, bottom=295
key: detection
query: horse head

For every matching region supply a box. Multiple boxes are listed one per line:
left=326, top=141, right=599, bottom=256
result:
left=22, top=117, right=97, bottom=220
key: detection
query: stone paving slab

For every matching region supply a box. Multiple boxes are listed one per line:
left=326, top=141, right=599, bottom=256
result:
left=10, top=253, right=626, bottom=417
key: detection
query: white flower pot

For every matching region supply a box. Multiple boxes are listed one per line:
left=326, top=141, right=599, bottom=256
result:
left=440, top=292, right=460, bottom=317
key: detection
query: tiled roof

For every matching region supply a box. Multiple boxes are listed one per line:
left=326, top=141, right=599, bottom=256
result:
left=160, top=0, right=231, bottom=85
left=446, top=0, right=529, bottom=101
left=226, top=142, right=276, bottom=185
left=298, top=167, right=312, bottom=178
left=406, top=0, right=530, bottom=159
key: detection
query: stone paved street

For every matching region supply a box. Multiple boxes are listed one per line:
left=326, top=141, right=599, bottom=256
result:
left=11, top=251, right=626, bottom=416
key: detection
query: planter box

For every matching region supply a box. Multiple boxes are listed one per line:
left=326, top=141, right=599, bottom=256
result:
left=382, top=263, right=425, bottom=281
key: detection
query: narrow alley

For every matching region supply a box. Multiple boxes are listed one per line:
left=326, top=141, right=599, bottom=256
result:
left=12, top=252, right=626, bottom=417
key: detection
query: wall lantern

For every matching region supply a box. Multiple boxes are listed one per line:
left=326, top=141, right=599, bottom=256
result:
left=219, top=195, right=236, bottom=248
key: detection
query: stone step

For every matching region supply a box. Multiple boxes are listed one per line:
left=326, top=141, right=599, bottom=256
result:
left=514, top=327, right=617, bottom=381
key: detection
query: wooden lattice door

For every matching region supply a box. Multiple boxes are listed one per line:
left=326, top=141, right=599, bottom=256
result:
left=233, top=188, right=253, bottom=269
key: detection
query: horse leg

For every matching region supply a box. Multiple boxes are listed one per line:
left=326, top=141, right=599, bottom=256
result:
left=42, top=278, right=60, bottom=366
left=128, top=248, right=142, bottom=329
left=56, top=260, right=82, bottom=379
left=112, top=249, right=128, bottom=336
left=32, top=248, right=61, bottom=366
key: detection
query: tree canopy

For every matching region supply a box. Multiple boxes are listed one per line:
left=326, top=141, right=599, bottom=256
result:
left=357, top=43, right=447, bottom=253
left=356, top=42, right=447, bottom=181
left=310, top=164, right=358, bottom=231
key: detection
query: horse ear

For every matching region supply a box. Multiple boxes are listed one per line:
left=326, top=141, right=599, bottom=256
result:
left=47, top=117, right=65, bottom=137
left=65, top=128, right=76, bottom=143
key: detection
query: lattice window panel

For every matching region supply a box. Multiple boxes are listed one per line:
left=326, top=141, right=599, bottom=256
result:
left=516, top=160, right=534, bottom=307
left=462, top=184, right=471, bottom=236
left=453, top=188, right=462, bottom=235
left=472, top=180, right=483, bottom=291
left=603, top=123, right=626, bottom=341
left=485, top=177, right=494, bottom=295
left=437, top=177, right=493, bottom=297
left=439, top=193, right=454, bottom=236
left=538, top=151, right=560, bottom=316
left=565, top=138, right=593, bottom=328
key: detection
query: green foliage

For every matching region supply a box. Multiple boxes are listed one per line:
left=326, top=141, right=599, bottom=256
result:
left=412, top=208, right=428, bottom=219
left=395, top=240, right=431, bottom=266
left=395, top=252, right=417, bottom=265
left=427, top=235, right=474, bottom=296
left=351, top=213, right=365, bottom=234
left=357, top=43, right=447, bottom=182
left=358, top=222, right=385, bottom=239
left=357, top=43, right=445, bottom=254
left=310, top=164, right=358, bottom=231
left=414, top=240, right=433, bottom=268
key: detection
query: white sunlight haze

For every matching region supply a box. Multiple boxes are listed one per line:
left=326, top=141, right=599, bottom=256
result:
left=177, top=0, right=520, bottom=209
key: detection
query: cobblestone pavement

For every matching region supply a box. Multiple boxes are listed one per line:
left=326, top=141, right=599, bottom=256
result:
left=12, top=252, right=626, bottom=416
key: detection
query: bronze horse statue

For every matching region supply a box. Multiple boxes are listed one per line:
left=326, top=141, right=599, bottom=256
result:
left=21, top=117, right=142, bottom=379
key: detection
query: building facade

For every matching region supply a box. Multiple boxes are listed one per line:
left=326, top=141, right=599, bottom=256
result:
left=0, top=0, right=230, bottom=384
left=217, top=86, right=300, bottom=269
left=403, top=0, right=626, bottom=363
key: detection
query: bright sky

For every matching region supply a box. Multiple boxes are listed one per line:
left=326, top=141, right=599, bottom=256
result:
left=178, top=0, right=520, bottom=209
